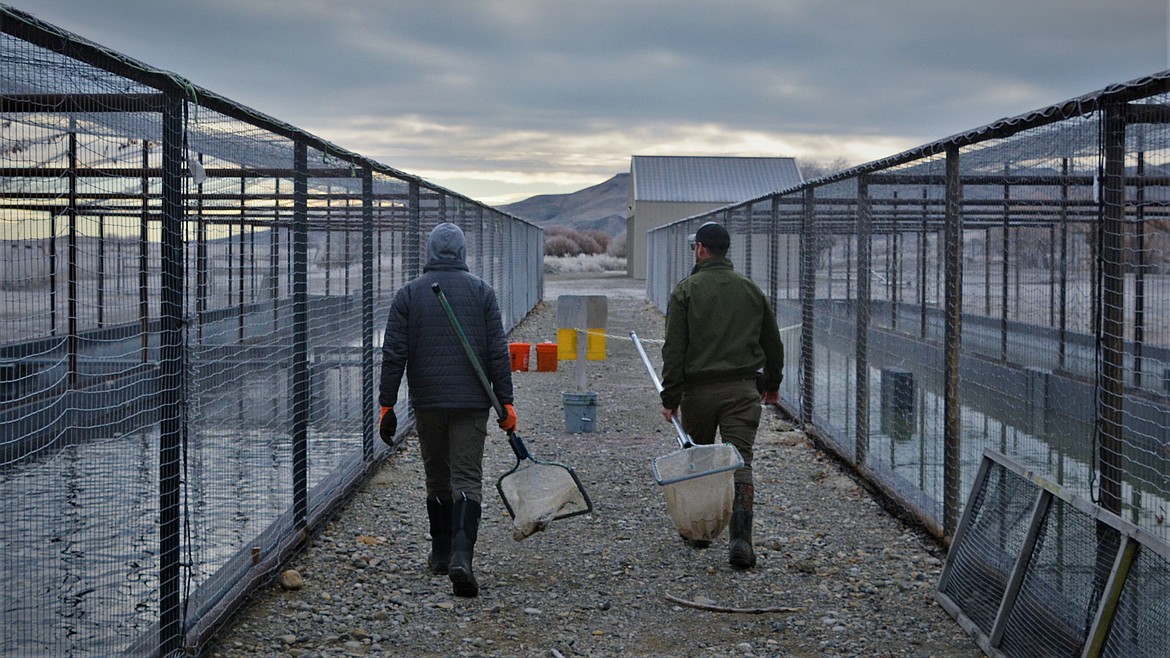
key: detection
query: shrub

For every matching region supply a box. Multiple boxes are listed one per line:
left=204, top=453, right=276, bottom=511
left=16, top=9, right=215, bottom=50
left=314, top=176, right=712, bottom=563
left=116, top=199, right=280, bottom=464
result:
left=584, top=230, right=610, bottom=252
left=605, top=231, right=627, bottom=258
left=543, top=253, right=627, bottom=274
left=572, top=233, right=603, bottom=255
left=543, top=227, right=609, bottom=256
left=544, top=235, right=581, bottom=257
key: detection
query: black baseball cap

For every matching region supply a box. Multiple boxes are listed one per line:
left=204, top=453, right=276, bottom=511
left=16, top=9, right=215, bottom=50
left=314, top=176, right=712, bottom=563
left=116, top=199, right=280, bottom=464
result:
left=688, top=221, right=730, bottom=250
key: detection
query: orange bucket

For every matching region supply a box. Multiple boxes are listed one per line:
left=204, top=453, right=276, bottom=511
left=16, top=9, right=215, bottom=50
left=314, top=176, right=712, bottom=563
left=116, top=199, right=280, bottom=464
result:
left=509, top=342, right=531, bottom=371
left=535, top=342, right=558, bottom=372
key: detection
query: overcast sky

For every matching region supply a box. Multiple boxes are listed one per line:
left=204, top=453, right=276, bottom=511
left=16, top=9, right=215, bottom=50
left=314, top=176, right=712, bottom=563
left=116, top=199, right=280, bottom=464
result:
left=9, top=0, right=1169, bottom=204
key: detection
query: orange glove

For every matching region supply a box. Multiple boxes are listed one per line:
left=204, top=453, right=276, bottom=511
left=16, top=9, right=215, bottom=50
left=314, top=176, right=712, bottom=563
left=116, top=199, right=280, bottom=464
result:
left=379, top=406, right=397, bottom=444
left=498, top=403, right=518, bottom=433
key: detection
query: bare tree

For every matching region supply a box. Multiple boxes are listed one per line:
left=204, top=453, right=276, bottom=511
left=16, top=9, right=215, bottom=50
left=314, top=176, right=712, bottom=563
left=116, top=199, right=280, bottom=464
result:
left=796, top=157, right=851, bottom=181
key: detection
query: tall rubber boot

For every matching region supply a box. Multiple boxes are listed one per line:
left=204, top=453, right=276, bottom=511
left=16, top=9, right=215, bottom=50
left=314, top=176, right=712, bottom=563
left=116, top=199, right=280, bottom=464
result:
left=426, top=496, right=452, bottom=575
left=728, top=483, right=756, bottom=569
left=449, top=496, right=481, bottom=597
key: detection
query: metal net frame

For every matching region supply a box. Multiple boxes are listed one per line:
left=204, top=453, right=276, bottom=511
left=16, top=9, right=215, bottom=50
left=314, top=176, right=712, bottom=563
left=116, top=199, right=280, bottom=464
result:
left=0, top=7, right=542, bottom=657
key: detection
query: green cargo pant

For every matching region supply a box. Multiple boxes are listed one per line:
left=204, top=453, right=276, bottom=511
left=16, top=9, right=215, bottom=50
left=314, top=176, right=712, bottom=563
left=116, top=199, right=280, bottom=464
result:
left=415, top=408, right=490, bottom=504
left=680, top=379, right=760, bottom=486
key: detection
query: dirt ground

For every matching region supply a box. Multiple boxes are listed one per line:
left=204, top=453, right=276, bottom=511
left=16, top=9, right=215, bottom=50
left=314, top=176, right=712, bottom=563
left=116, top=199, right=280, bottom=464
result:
left=205, top=272, right=984, bottom=658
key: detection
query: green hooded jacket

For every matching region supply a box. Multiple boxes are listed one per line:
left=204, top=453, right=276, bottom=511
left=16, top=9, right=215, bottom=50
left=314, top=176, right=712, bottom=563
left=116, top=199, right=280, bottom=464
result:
left=659, top=256, right=784, bottom=410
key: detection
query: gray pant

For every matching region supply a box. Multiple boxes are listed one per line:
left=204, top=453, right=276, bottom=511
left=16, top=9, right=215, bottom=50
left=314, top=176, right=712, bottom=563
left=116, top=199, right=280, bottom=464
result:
left=681, top=379, right=761, bottom=486
left=415, top=408, right=490, bottom=504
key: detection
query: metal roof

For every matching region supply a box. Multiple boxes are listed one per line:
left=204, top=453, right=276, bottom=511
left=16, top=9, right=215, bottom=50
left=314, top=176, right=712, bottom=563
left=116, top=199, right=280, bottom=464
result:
left=631, top=155, right=803, bottom=203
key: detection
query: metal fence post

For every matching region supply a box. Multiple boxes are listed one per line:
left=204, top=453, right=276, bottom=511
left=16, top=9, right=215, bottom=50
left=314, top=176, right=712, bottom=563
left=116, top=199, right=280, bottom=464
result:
left=362, top=167, right=375, bottom=459
left=140, top=141, right=150, bottom=363
left=67, top=130, right=78, bottom=387
left=890, top=191, right=900, bottom=332
left=292, top=142, right=309, bottom=528
left=477, top=206, right=486, bottom=279
left=800, top=187, right=816, bottom=427
left=48, top=209, right=57, bottom=337
left=744, top=201, right=754, bottom=279
left=196, top=165, right=208, bottom=341
left=768, top=196, right=779, bottom=309
left=918, top=187, right=929, bottom=339
left=1058, top=158, right=1070, bottom=370
left=1134, top=151, right=1147, bottom=389
left=943, top=145, right=963, bottom=539
left=158, top=92, right=185, bottom=657
left=856, top=176, right=872, bottom=466
left=1098, top=103, right=1127, bottom=516
left=408, top=181, right=421, bottom=280
left=1000, top=163, right=1010, bottom=361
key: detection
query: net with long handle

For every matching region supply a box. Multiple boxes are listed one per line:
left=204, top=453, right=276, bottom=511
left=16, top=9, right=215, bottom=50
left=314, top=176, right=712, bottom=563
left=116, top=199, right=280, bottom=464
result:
left=432, top=283, right=593, bottom=541
left=630, top=332, right=742, bottom=540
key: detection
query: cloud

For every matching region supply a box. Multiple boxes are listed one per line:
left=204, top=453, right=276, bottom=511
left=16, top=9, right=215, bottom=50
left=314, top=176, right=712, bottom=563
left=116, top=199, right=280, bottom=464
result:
left=10, top=0, right=1169, bottom=203
left=319, top=115, right=919, bottom=203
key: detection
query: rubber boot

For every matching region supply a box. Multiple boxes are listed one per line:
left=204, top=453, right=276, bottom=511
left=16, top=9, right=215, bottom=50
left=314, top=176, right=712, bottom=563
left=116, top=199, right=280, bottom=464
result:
left=449, top=496, right=481, bottom=597
left=426, top=496, right=452, bottom=575
left=728, top=483, right=756, bottom=569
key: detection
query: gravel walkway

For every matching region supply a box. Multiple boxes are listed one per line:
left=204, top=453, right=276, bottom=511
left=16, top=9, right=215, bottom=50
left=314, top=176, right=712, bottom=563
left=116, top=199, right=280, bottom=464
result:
left=206, top=272, right=983, bottom=658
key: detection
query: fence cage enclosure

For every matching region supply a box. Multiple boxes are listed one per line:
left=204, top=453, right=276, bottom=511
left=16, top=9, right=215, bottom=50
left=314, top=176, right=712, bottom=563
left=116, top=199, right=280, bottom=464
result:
left=0, top=6, right=541, bottom=657
left=8, top=1, right=1170, bottom=656
left=647, top=69, right=1170, bottom=657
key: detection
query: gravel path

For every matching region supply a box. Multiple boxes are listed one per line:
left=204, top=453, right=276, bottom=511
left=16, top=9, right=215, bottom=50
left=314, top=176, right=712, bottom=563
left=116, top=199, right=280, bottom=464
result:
left=206, top=272, right=983, bottom=658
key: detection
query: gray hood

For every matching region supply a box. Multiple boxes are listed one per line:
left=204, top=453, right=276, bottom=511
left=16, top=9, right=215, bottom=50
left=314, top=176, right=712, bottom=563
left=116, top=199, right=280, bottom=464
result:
left=423, top=222, right=468, bottom=272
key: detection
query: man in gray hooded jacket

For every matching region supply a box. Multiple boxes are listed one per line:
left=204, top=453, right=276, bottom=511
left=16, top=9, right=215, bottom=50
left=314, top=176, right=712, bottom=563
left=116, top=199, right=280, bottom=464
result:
left=379, top=222, right=517, bottom=597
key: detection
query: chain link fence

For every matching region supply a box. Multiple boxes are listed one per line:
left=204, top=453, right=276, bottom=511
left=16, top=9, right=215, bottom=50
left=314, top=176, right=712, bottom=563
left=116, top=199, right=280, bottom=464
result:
left=0, top=7, right=541, bottom=657
left=648, top=71, right=1170, bottom=656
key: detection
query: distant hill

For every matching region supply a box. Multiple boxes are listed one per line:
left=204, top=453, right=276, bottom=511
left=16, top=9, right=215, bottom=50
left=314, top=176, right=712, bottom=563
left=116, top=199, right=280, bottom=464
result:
left=498, top=173, right=628, bottom=236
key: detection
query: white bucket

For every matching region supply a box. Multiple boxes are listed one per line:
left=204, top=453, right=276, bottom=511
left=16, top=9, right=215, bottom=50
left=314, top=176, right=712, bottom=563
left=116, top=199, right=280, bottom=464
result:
left=562, top=391, right=598, bottom=433
left=652, top=443, right=741, bottom=542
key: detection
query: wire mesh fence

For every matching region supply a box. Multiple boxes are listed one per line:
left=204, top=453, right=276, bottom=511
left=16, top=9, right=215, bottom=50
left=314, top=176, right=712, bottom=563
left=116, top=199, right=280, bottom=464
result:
left=0, top=7, right=541, bottom=657
left=648, top=71, right=1170, bottom=656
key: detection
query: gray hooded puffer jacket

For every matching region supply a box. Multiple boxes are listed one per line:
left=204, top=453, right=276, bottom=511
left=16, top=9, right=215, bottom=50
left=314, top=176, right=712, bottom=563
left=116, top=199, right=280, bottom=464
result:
left=378, top=223, right=513, bottom=411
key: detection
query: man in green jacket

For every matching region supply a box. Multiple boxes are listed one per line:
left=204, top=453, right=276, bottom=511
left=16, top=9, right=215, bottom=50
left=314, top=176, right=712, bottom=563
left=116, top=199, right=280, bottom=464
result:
left=660, top=221, right=784, bottom=569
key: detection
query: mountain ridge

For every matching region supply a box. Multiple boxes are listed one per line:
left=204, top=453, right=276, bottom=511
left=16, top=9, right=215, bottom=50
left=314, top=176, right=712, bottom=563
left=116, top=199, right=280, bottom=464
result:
left=497, top=172, right=628, bottom=236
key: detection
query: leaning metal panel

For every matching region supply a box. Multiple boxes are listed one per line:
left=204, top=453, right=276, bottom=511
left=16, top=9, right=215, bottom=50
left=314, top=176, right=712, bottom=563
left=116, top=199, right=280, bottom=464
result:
left=998, top=496, right=1119, bottom=656
left=937, top=450, right=1170, bottom=658
left=1099, top=543, right=1170, bottom=658
left=938, top=457, right=1036, bottom=635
